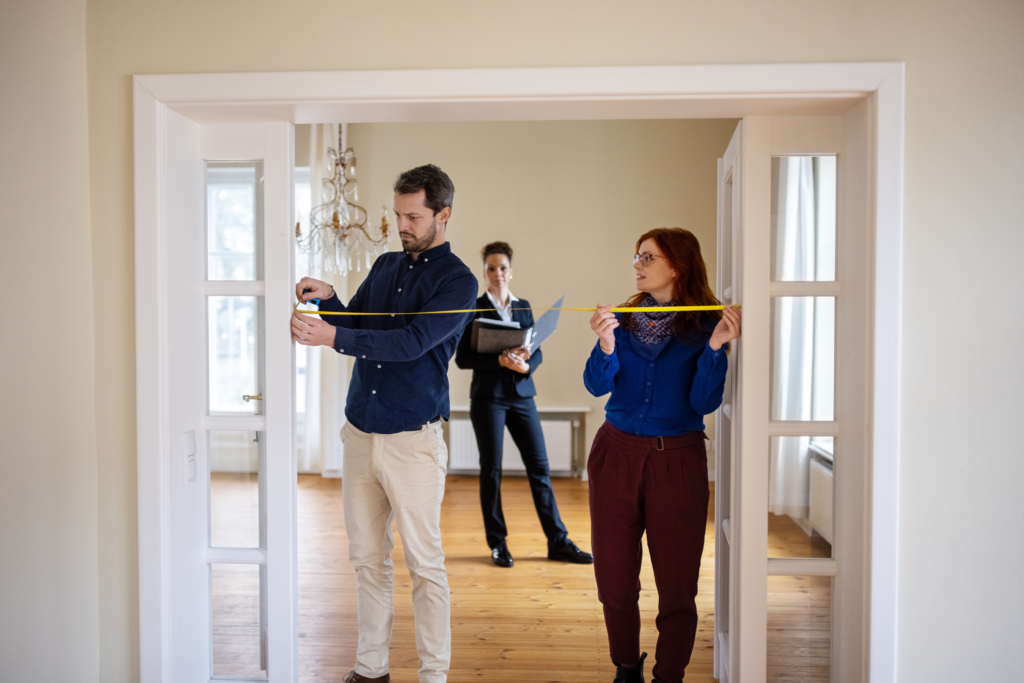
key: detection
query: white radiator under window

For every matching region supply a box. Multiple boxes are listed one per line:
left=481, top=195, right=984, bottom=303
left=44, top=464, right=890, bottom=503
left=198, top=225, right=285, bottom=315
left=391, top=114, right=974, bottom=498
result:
left=448, top=418, right=573, bottom=475
left=809, top=457, right=834, bottom=544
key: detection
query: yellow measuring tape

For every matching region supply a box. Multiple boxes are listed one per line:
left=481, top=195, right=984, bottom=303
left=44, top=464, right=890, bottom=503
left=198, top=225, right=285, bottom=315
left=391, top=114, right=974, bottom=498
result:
left=294, top=304, right=738, bottom=316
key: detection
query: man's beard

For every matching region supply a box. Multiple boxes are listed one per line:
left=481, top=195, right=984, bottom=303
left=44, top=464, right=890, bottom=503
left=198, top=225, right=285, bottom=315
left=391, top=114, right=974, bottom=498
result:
left=401, top=219, right=438, bottom=254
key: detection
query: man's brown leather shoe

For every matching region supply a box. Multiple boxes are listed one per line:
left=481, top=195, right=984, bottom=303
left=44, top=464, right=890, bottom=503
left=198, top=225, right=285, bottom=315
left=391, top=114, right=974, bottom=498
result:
left=341, top=671, right=390, bottom=683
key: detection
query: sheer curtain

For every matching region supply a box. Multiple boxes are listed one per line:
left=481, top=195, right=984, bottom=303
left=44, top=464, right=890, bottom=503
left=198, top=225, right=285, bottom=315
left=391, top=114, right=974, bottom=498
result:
left=768, top=156, right=835, bottom=519
left=296, top=123, right=349, bottom=476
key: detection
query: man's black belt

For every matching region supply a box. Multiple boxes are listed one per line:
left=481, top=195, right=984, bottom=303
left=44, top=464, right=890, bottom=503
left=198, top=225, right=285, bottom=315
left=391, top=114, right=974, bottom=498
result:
left=403, top=416, right=442, bottom=432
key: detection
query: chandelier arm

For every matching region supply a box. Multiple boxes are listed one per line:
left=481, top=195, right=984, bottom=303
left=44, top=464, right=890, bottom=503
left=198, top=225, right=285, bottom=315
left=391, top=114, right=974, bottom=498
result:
left=300, top=126, right=390, bottom=259
left=355, top=224, right=387, bottom=245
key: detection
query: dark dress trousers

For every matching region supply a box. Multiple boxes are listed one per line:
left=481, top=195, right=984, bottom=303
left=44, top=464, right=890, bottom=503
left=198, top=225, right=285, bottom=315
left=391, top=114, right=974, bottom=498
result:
left=454, top=295, right=568, bottom=550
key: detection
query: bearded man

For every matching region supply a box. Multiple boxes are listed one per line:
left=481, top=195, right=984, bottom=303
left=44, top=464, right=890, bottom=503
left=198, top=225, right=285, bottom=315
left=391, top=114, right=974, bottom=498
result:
left=292, top=164, right=477, bottom=683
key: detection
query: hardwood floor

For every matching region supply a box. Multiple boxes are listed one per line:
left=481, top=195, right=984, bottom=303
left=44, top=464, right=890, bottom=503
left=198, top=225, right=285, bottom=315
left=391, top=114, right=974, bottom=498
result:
left=210, top=472, right=830, bottom=682
left=768, top=512, right=832, bottom=559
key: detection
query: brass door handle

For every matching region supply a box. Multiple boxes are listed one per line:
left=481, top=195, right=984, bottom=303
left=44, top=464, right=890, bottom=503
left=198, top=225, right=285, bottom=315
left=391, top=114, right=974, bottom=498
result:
left=243, top=393, right=263, bottom=402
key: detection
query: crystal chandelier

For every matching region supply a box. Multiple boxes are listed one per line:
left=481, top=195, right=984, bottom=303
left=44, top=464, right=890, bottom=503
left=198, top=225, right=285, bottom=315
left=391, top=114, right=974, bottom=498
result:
left=298, top=125, right=391, bottom=275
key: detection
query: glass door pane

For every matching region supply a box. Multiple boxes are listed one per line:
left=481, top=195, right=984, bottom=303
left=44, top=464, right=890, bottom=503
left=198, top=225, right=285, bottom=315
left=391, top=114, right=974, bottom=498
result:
left=769, top=437, right=834, bottom=559
left=207, top=162, right=262, bottom=281
left=211, top=563, right=267, bottom=679
left=771, top=297, right=835, bottom=422
left=208, top=296, right=262, bottom=415
left=771, top=156, right=836, bottom=282
left=209, top=430, right=265, bottom=549
left=767, top=575, right=832, bottom=683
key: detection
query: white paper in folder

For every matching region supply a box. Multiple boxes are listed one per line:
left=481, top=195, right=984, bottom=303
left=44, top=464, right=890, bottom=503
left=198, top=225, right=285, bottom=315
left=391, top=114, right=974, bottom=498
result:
left=470, top=318, right=529, bottom=354
left=469, top=295, right=564, bottom=354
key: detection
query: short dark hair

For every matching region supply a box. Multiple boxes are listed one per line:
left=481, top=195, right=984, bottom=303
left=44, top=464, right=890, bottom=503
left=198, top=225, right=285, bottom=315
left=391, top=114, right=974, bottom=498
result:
left=481, top=241, right=513, bottom=263
left=393, top=164, right=454, bottom=215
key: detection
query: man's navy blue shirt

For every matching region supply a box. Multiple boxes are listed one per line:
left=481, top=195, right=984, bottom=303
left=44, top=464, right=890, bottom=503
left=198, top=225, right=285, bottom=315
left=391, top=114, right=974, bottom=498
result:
left=317, top=242, right=478, bottom=434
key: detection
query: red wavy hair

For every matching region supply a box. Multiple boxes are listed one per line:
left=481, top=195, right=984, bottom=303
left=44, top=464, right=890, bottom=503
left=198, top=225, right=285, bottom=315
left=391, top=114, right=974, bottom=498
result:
left=621, top=228, right=722, bottom=342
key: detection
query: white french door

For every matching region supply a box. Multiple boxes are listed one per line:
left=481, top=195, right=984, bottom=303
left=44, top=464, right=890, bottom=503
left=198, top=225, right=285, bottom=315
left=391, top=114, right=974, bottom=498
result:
left=714, top=111, right=871, bottom=683
left=714, top=118, right=772, bottom=683
left=161, top=114, right=298, bottom=682
left=714, top=121, right=738, bottom=682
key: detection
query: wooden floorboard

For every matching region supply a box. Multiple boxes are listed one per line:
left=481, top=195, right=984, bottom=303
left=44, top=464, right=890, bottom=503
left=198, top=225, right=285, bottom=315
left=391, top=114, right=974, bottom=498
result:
left=209, top=472, right=829, bottom=682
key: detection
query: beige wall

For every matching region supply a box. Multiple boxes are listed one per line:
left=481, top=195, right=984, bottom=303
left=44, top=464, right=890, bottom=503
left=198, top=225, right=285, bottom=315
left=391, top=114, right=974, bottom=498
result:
left=345, top=120, right=737, bottom=454
left=0, top=0, right=1015, bottom=680
left=0, top=1, right=100, bottom=681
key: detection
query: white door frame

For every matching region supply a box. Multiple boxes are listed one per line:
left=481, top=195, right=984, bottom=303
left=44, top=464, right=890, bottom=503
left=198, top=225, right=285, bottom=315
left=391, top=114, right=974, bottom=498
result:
left=134, top=62, right=904, bottom=682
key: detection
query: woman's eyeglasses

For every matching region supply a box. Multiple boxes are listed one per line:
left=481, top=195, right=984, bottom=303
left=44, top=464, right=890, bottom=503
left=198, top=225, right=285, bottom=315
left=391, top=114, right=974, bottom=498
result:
left=633, top=253, right=662, bottom=267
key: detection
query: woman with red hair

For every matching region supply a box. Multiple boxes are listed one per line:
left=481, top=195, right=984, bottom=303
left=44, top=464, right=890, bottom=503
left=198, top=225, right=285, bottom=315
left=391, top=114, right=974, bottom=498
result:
left=584, top=228, right=741, bottom=683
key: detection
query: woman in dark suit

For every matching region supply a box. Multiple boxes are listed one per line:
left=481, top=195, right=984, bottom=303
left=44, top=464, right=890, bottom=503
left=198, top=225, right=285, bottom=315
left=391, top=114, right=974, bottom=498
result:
left=455, top=241, right=592, bottom=568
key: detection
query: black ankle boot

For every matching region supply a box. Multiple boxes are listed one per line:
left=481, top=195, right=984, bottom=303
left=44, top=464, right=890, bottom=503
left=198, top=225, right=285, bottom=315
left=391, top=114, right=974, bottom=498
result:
left=613, top=651, right=647, bottom=683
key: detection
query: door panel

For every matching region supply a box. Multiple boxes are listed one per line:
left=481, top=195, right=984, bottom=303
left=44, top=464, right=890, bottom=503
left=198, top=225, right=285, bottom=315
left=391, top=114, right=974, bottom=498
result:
left=736, top=116, right=773, bottom=683
left=260, top=122, right=299, bottom=683
left=714, top=131, right=737, bottom=683
left=763, top=111, right=871, bottom=683
left=715, top=117, right=773, bottom=683
left=165, top=119, right=296, bottom=682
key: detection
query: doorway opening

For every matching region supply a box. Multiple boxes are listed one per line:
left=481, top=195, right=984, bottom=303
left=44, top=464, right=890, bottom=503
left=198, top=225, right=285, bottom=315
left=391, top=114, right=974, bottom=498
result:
left=208, top=118, right=844, bottom=681
left=255, top=118, right=736, bottom=681
left=135, top=62, right=903, bottom=683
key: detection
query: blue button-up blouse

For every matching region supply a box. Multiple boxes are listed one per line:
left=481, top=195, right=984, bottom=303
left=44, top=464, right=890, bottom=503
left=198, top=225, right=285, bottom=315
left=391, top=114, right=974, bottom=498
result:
left=583, top=315, right=728, bottom=437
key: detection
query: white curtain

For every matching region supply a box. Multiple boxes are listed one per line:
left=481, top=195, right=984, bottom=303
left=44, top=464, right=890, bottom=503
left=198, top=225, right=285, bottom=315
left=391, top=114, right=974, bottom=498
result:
left=297, top=123, right=349, bottom=475
left=768, top=156, right=835, bottom=518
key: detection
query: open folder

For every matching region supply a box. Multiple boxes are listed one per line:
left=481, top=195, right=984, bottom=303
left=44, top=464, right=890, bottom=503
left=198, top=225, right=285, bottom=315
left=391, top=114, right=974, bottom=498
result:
left=469, top=295, right=564, bottom=354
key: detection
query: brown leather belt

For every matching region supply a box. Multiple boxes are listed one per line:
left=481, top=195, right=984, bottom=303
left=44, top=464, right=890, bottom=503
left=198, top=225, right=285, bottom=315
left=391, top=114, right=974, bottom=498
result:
left=602, top=421, right=707, bottom=452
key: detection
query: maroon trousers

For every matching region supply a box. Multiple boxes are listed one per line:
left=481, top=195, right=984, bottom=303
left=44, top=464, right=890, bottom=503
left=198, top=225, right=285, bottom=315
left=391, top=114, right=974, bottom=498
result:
left=588, top=422, right=710, bottom=683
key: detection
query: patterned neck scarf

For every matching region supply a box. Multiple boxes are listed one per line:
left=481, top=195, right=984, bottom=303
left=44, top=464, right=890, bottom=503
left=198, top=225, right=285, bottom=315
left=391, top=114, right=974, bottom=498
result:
left=631, top=293, right=678, bottom=344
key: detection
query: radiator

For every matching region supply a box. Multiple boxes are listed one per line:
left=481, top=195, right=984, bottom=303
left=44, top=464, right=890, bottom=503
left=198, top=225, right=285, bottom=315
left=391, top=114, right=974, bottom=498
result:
left=809, top=458, right=834, bottom=544
left=448, top=418, right=573, bottom=475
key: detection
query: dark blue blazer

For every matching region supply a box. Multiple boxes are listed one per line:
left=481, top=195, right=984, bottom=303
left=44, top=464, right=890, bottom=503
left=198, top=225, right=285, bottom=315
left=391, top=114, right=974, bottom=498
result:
left=454, top=294, right=543, bottom=400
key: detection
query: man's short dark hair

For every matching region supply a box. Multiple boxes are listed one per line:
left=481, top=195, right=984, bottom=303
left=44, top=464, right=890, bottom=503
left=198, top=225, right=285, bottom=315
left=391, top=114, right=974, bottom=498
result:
left=393, top=164, right=455, bottom=215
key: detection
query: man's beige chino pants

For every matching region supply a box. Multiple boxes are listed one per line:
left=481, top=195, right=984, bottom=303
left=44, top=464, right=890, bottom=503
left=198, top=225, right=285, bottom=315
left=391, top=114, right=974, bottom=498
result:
left=341, top=420, right=451, bottom=683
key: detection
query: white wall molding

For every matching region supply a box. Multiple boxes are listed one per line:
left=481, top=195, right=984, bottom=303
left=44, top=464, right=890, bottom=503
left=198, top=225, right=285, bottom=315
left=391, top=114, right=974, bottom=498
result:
left=869, top=65, right=906, bottom=683
left=137, top=63, right=897, bottom=105
left=133, top=79, right=173, bottom=683
left=134, top=62, right=904, bottom=683
left=136, top=63, right=897, bottom=125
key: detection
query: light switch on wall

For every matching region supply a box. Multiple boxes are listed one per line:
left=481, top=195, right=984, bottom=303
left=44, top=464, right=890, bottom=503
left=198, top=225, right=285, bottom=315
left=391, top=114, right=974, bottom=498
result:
left=183, top=430, right=197, bottom=485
